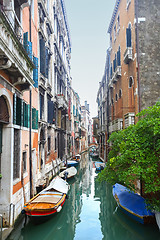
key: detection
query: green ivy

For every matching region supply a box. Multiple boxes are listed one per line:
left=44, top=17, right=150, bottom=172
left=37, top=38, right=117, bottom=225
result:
left=98, top=101, right=160, bottom=210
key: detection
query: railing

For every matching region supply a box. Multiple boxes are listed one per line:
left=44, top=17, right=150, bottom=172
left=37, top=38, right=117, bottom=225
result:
left=0, top=5, right=24, bottom=44
left=124, top=47, right=132, bottom=64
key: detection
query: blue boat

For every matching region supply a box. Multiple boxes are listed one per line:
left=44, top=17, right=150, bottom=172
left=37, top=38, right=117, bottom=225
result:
left=113, top=183, right=155, bottom=224
left=95, top=162, right=105, bottom=171
left=67, top=160, right=79, bottom=167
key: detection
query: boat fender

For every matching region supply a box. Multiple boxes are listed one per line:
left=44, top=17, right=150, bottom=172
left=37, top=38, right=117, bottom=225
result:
left=21, top=209, right=26, bottom=214
left=56, top=206, right=62, bottom=212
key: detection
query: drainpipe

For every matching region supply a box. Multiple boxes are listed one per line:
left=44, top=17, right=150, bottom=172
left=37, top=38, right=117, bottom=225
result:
left=29, top=3, right=33, bottom=198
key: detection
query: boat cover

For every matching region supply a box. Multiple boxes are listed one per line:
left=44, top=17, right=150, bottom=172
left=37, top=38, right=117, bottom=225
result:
left=67, top=160, right=79, bottom=166
left=113, top=183, right=154, bottom=217
left=42, top=176, right=70, bottom=194
left=59, top=166, right=77, bottom=178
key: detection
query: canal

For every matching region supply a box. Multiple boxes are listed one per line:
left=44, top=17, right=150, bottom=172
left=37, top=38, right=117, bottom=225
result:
left=7, top=152, right=160, bottom=240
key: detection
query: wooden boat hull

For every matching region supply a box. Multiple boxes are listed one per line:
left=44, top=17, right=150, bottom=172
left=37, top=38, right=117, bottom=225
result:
left=23, top=176, right=69, bottom=224
left=72, top=154, right=81, bottom=161
left=113, top=183, right=155, bottom=224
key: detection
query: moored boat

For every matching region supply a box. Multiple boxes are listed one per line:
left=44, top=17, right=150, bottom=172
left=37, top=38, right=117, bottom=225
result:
left=72, top=154, right=81, bottom=161
left=95, top=162, right=105, bottom=171
left=23, top=176, right=70, bottom=223
left=67, top=160, right=79, bottom=167
left=113, top=183, right=155, bottom=224
left=59, top=166, right=77, bottom=179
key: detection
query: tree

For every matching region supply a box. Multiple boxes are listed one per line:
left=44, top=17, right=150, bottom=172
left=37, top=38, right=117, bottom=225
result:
left=98, top=102, right=160, bottom=210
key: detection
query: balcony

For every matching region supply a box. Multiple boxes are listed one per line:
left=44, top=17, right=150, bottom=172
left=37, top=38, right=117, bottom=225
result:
left=56, top=94, right=68, bottom=109
left=109, top=118, right=123, bottom=133
left=0, top=6, right=34, bottom=91
left=114, top=66, right=121, bottom=78
left=124, top=47, right=132, bottom=64
left=108, top=79, right=113, bottom=88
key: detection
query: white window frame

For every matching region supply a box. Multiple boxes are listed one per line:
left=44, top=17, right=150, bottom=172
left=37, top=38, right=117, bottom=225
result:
left=127, top=0, right=131, bottom=10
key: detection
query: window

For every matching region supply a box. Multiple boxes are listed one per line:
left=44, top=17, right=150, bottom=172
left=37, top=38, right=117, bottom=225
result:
left=39, top=87, right=45, bottom=120
left=115, top=94, right=118, bottom=102
left=113, top=54, right=117, bottom=72
left=48, top=136, right=51, bottom=153
left=110, top=35, right=112, bottom=48
left=117, top=15, right=120, bottom=33
left=117, top=46, right=121, bottom=66
left=31, top=0, right=34, bottom=20
left=22, top=151, right=27, bottom=172
left=13, top=129, right=20, bottom=179
left=129, top=76, right=134, bottom=88
left=119, top=89, right=122, bottom=98
left=13, top=94, right=23, bottom=126
left=126, top=24, right=132, bottom=47
left=114, top=24, right=116, bottom=41
left=111, top=98, right=114, bottom=105
left=127, top=0, right=131, bottom=9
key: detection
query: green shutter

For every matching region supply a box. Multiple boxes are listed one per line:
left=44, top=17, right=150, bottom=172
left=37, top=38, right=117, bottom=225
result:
left=32, top=108, right=38, bottom=129
left=27, top=104, right=30, bottom=128
left=21, top=99, right=23, bottom=126
left=13, top=94, right=17, bottom=124
left=16, top=97, right=21, bottom=125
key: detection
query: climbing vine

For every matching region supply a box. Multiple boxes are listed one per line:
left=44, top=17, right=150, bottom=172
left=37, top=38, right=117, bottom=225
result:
left=98, top=101, right=160, bottom=210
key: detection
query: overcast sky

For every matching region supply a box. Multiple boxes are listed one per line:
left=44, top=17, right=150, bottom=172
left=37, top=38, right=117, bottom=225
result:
left=65, top=0, right=116, bottom=118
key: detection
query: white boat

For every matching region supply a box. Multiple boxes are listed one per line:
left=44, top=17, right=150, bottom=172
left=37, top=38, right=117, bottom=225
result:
left=59, top=166, right=77, bottom=179
left=155, top=212, right=160, bottom=230
left=23, top=176, right=70, bottom=223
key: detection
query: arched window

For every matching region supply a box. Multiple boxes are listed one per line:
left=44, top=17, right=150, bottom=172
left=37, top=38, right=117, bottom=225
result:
left=115, top=94, right=118, bottom=102
left=119, top=89, right=122, bottom=98
left=111, top=98, right=114, bottom=105
left=0, top=96, right=9, bottom=124
left=129, top=76, right=134, bottom=88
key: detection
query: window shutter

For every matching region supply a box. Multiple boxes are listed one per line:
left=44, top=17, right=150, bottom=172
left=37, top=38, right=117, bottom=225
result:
left=13, top=94, right=17, bottom=124
left=36, top=110, right=38, bottom=129
left=45, top=47, right=49, bottom=78
left=110, top=64, right=113, bottom=78
left=32, top=108, right=37, bottom=129
left=48, top=100, right=54, bottom=123
left=33, top=56, right=38, bottom=88
left=27, top=104, right=30, bottom=128
left=21, top=99, right=23, bottom=126
left=117, top=48, right=121, bottom=66
left=40, top=38, right=46, bottom=76
left=126, top=28, right=131, bottom=47
left=73, top=105, right=75, bottom=116
left=23, top=32, right=29, bottom=52
left=28, top=41, right=32, bottom=60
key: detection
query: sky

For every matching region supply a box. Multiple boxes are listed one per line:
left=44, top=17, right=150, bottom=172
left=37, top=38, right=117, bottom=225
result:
left=65, top=0, right=116, bottom=118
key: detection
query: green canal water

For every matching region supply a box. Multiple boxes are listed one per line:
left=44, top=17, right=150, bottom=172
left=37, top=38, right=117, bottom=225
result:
left=7, top=152, right=160, bottom=240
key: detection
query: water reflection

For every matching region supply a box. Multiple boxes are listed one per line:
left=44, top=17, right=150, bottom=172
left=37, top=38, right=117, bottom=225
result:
left=7, top=152, right=160, bottom=240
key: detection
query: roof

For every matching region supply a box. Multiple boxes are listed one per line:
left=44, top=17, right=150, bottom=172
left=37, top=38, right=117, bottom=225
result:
left=108, top=0, right=121, bottom=34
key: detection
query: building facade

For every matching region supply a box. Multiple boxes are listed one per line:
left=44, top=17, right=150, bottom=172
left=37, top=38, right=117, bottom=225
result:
left=0, top=0, right=75, bottom=226
left=97, top=0, right=160, bottom=161
left=0, top=0, right=38, bottom=225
